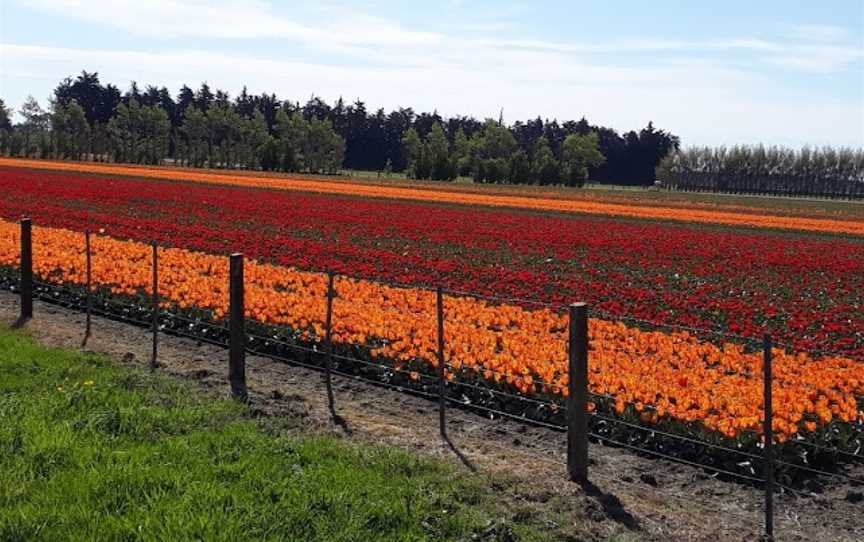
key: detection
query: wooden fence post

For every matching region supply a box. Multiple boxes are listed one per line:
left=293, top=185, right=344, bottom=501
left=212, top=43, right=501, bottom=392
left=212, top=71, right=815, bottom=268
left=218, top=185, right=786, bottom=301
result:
left=229, top=253, right=247, bottom=401
left=763, top=334, right=775, bottom=541
left=18, top=218, right=33, bottom=323
left=82, top=231, right=92, bottom=346
left=567, top=302, right=589, bottom=483
left=324, top=271, right=337, bottom=419
left=150, top=242, right=159, bottom=370
left=437, top=286, right=447, bottom=439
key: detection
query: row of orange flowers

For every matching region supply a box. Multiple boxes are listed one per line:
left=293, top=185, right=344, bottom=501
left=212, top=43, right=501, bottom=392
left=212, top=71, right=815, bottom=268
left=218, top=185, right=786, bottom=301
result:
left=1, top=218, right=862, bottom=442
left=3, top=158, right=863, bottom=237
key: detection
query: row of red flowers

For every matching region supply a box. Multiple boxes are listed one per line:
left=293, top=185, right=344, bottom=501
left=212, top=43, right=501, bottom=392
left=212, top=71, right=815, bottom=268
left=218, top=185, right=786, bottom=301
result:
left=1, top=166, right=862, bottom=357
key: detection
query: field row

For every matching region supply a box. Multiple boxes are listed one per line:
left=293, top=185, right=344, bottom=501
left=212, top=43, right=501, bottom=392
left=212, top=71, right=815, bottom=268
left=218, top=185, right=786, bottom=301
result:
left=2, top=218, right=862, bottom=444
left=3, top=158, right=864, bottom=235
left=1, top=166, right=862, bottom=358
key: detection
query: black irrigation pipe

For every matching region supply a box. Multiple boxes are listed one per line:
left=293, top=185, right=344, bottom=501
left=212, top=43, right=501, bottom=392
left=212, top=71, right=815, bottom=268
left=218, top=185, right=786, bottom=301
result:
left=770, top=457, right=864, bottom=486
left=310, top=346, right=572, bottom=430
left=726, top=425, right=864, bottom=464
left=590, top=432, right=767, bottom=484
left=31, top=281, right=232, bottom=348
left=246, top=333, right=566, bottom=416
left=161, top=311, right=229, bottom=331
left=588, top=388, right=864, bottom=473
left=438, top=375, right=563, bottom=411
left=584, top=349, right=864, bottom=447
left=590, top=412, right=764, bottom=461
left=248, top=346, right=442, bottom=403
left=31, top=284, right=153, bottom=329
left=246, top=332, right=319, bottom=355
left=242, top=330, right=452, bottom=405
left=786, top=437, right=864, bottom=460
left=329, top=351, right=442, bottom=384
left=160, top=326, right=229, bottom=348
left=30, top=278, right=230, bottom=335
left=443, top=395, right=566, bottom=432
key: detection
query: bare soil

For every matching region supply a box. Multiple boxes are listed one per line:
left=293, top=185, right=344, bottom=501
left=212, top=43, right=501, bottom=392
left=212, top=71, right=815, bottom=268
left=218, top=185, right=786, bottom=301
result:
left=2, top=291, right=860, bottom=541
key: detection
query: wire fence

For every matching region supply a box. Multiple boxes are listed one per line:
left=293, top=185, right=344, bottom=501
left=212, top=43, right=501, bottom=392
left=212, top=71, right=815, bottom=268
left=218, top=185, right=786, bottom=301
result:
left=2, top=217, right=864, bottom=540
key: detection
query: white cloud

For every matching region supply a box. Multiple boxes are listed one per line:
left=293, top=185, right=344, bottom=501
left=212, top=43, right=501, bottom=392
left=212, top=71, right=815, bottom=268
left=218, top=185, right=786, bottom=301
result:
left=761, top=45, right=864, bottom=74
left=2, top=42, right=862, bottom=148
left=787, top=23, right=850, bottom=42
left=16, top=0, right=864, bottom=74
left=23, top=0, right=302, bottom=39
left=3, top=1, right=862, bottom=147
left=20, top=0, right=441, bottom=48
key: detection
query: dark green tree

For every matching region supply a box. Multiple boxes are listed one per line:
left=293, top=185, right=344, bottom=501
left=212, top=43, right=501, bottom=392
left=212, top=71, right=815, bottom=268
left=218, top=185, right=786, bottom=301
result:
left=531, top=137, right=560, bottom=185
left=561, top=132, right=605, bottom=187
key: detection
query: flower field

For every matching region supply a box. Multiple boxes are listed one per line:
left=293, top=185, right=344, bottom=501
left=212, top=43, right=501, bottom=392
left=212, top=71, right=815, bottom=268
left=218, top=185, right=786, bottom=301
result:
left=1, top=218, right=863, bottom=445
left=0, top=162, right=863, bottom=454
left=1, top=164, right=863, bottom=358
left=3, top=158, right=864, bottom=236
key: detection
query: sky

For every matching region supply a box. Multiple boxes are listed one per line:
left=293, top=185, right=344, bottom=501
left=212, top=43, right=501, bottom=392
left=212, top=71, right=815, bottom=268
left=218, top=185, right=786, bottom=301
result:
left=1, top=0, right=863, bottom=147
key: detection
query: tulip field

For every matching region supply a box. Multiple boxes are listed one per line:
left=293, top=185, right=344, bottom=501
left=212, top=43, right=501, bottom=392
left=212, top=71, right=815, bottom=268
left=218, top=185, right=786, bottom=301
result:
left=1, top=160, right=863, bottom=467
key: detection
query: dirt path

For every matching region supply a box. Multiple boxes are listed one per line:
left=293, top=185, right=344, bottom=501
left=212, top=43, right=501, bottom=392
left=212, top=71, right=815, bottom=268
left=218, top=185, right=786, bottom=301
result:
left=2, top=291, right=860, bottom=541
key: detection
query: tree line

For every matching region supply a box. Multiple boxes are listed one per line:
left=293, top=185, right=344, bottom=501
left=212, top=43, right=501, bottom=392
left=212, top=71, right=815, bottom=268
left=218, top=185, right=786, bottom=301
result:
left=656, top=146, right=864, bottom=199
left=0, top=70, right=683, bottom=185
left=402, top=119, right=606, bottom=186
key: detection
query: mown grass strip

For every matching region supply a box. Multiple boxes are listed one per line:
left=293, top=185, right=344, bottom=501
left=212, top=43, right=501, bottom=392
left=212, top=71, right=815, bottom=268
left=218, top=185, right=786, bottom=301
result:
left=0, top=326, right=580, bottom=541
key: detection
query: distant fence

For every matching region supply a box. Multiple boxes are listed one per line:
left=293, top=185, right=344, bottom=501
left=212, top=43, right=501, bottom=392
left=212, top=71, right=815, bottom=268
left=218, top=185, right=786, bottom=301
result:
left=4, top=217, right=864, bottom=540
left=660, top=172, right=864, bottom=200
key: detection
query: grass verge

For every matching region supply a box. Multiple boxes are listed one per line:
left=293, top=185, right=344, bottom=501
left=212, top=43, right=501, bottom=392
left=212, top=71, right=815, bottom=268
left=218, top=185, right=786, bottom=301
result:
left=0, top=326, right=577, bottom=541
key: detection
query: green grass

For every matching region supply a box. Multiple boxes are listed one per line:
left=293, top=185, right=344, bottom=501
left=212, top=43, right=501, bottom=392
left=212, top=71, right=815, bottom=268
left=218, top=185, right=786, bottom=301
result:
left=0, top=327, right=567, bottom=541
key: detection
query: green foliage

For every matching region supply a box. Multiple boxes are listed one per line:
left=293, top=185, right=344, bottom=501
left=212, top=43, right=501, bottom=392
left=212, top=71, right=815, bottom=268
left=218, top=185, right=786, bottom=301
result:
left=50, top=99, right=90, bottom=160
left=4, top=73, right=688, bottom=185
left=452, top=128, right=473, bottom=176
left=180, top=106, right=210, bottom=167
left=561, top=132, right=605, bottom=187
left=271, top=111, right=345, bottom=174
left=426, top=123, right=456, bottom=180
left=108, top=98, right=171, bottom=165
left=0, top=328, right=563, bottom=541
left=18, top=95, right=49, bottom=158
left=530, top=137, right=560, bottom=185
left=476, top=119, right=518, bottom=160
left=507, top=149, right=531, bottom=184
left=403, top=123, right=457, bottom=181
left=657, top=145, right=864, bottom=196
left=257, top=135, right=281, bottom=171
left=0, top=98, right=11, bottom=132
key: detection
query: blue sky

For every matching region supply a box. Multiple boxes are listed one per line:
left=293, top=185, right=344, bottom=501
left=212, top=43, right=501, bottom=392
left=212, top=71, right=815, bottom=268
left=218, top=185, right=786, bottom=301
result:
left=1, top=0, right=862, bottom=147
